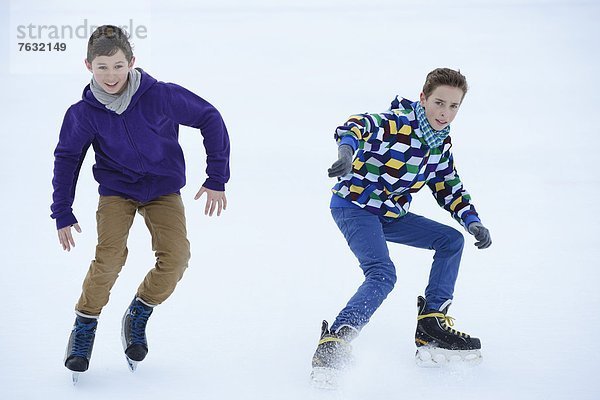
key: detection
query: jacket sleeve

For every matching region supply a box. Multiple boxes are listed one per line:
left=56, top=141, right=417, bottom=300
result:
left=51, top=105, right=94, bottom=229
left=426, top=147, right=481, bottom=229
left=162, top=83, right=230, bottom=191
left=334, top=112, right=389, bottom=149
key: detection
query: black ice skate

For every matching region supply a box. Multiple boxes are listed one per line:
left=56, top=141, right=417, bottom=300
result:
left=415, top=296, right=482, bottom=367
left=121, top=297, right=154, bottom=372
left=64, top=313, right=98, bottom=384
left=310, top=320, right=357, bottom=389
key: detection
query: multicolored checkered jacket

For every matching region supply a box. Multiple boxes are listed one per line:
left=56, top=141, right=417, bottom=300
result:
left=331, top=96, right=480, bottom=228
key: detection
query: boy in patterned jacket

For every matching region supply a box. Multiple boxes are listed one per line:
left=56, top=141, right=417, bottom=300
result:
left=52, top=25, right=230, bottom=381
left=311, top=68, right=491, bottom=388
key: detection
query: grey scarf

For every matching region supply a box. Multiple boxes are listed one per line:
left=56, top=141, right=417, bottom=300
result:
left=89, top=68, right=141, bottom=114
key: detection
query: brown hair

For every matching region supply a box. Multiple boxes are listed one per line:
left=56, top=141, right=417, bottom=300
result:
left=422, top=68, right=468, bottom=100
left=87, top=25, right=133, bottom=63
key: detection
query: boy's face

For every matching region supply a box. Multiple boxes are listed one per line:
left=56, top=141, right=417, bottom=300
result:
left=85, top=49, right=135, bottom=94
left=419, top=85, right=464, bottom=131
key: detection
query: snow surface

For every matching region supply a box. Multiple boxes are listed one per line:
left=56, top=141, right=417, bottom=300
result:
left=1, top=0, right=599, bottom=399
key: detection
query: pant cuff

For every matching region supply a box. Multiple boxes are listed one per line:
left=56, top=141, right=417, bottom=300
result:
left=75, top=310, right=100, bottom=319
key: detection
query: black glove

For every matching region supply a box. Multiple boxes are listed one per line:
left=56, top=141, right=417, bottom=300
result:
left=468, top=222, right=492, bottom=249
left=328, top=144, right=354, bottom=178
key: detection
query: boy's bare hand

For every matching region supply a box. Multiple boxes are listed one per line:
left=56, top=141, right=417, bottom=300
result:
left=194, top=186, right=227, bottom=216
left=58, top=223, right=82, bottom=252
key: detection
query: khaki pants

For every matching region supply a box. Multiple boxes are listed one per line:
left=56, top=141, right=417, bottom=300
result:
left=76, top=194, right=191, bottom=316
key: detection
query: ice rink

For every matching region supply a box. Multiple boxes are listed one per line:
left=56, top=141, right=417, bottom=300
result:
left=1, top=0, right=599, bottom=399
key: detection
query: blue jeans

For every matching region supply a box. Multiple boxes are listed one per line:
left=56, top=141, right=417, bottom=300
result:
left=330, top=207, right=465, bottom=332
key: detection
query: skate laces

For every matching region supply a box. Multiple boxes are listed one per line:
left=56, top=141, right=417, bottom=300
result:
left=418, top=312, right=470, bottom=338
left=129, top=304, right=152, bottom=343
left=315, top=334, right=353, bottom=368
left=71, top=320, right=97, bottom=357
left=318, top=336, right=350, bottom=347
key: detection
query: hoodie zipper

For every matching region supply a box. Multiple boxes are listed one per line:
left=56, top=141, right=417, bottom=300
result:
left=122, top=118, right=146, bottom=174
left=122, top=118, right=153, bottom=201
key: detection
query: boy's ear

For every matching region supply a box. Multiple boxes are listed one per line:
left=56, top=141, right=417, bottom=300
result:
left=419, top=91, right=426, bottom=106
left=128, top=56, right=136, bottom=69
left=84, top=59, right=93, bottom=72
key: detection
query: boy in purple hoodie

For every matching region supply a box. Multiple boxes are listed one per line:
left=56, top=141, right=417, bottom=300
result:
left=52, top=25, right=230, bottom=380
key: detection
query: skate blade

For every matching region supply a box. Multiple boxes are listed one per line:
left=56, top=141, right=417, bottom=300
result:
left=121, top=316, right=138, bottom=372
left=125, top=357, right=138, bottom=372
left=310, top=367, right=341, bottom=390
left=72, top=372, right=80, bottom=385
left=416, top=346, right=482, bottom=367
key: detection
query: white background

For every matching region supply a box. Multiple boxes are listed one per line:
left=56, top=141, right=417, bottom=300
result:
left=1, top=0, right=599, bottom=399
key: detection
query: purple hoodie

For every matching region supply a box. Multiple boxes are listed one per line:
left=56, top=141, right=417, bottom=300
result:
left=51, top=69, right=230, bottom=229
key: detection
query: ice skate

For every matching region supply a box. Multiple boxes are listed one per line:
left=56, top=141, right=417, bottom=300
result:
left=310, top=320, right=357, bottom=390
left=64, top=313, right=98, bottom=384
left=121, top=297, right=154, bottom=372
left=415, top=296, right=482, bottom=367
